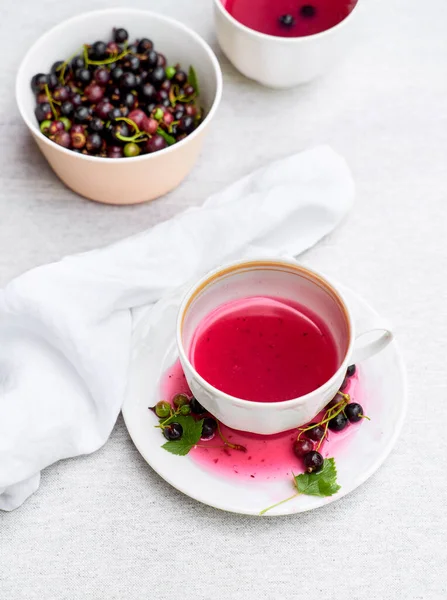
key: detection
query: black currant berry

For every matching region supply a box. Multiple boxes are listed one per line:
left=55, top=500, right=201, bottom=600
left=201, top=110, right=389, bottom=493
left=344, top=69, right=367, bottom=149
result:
left=120, top=72, right=137, bottom=89
left=163, top=423, right=183, bottom=441
left=74, top=106, right=91, bottom=124
left=303, top=451, right=324, bottom=473
left=86, top=132, right=102, bottom=152
left=51, top=60, right=64, bottom=74
left=140, top=82, right=157, bottom=101
left=190, top=397, right=206, bottom=415
left=279, top=14, right=295, bottom=27
left=31, top=73, right=48, bottom=93
left=179, top=115, right=195, bottom=134
left=345, top=403, right=364, bottom=423
left=89, top=117, right=105, bottom=133
left=111, top=66, right=124, bottom=82
left=293, top=438, right=313, bottom=458
left=173, top=70, right=187, bottom=85
left=146, top=50, right=158, bottom=68
left=300, top=5, right=316, bottom=18
left=108, top=107, right=122, bottom=121
left=138, top=38, right=153, bottom=53
left=113, top=27, right=128, bottom=43
left=75, top=68, right=92, bottom=85
left=328, top=412, right=348, bottom=432
left=346, top=364, right=356, bottom=377
left=71, top=56, right=85, bottom=70
left=91, top=41, right=107, bottom=60
left=60, top=101, right=74, bottom=117
left=306, top=423, right=325, bottom=442
left=35, top=102, right=52, bottom=122
left=201, top=417, right=217, bottom=440
left=149, top=67, right=166, bottom=85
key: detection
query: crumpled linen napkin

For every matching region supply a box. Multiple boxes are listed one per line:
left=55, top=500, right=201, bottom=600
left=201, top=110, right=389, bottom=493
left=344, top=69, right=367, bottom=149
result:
left=0, top=146, right=354, bottom=511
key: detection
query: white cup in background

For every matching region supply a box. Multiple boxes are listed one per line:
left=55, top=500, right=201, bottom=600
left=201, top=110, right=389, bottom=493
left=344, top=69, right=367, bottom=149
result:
left=213, top=0, right=361, bottom=88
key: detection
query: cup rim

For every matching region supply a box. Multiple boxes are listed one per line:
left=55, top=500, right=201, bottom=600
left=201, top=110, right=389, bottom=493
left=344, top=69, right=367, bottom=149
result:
left=213, top=0, right=360, bottom=44
left=15, top=8, right=223, bottom=164
left=176, top=258, right=355, bottom=409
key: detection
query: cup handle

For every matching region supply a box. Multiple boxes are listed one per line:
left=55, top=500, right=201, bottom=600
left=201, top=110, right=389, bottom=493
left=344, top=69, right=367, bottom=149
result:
left=351, top=316, right=393, bottom=363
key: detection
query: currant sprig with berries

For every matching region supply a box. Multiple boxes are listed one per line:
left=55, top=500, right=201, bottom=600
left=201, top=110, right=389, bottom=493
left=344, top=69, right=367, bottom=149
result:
left=150, top=394, right=246, bottom=455
left=260, top=364, right=369, bottom=515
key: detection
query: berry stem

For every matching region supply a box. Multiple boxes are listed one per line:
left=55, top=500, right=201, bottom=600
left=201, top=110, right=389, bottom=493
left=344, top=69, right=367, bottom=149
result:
left=317, top=402, right=348, bottom=427
left=177, top=94, right=196, bottom=104
left=296, top=393, right=351, bottom=445
left=195, top=444, right=228, bottom=450
left=44, top=84, right=58, bottom=119
left=115, top=116, right=141, bottom=133
left=168, top=120, right=180, bottom=134
left=84, top=43, right=129, bottom=66
left=316, top=421, right=329, bottom=451
left=58, top=47, right=84, bottom=84
left=216, top=420, right=247, bottom=453
left=169, top=84, right=179, bottom=106
left=259, top=493, right=300, bottom=516
left=83, top=44, right=89, bottom=67
left=156, top=407, right=179, bottom=429
left=115, top=132, right=148, bottom=143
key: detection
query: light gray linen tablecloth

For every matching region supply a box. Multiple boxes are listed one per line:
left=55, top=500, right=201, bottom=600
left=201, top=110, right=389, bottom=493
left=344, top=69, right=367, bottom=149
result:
left=0, top=0, right=446, bottom=598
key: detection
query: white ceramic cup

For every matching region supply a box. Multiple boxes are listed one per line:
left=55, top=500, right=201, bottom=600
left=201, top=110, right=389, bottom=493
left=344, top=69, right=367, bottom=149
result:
left=177, top=259, right=392, bottom=435
left=213, top=0, right=360, bottom=88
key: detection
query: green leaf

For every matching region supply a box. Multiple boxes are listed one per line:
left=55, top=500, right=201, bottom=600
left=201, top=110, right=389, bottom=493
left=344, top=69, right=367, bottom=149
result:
left=294, top=458, right=341, bottom=498
left=161, top=416, right=203, bottom=456
left=188, top=65, right=200, bottom=95
left=156, top=127, right=176, bottom=146
left=162, top=439, right=196, bottom=456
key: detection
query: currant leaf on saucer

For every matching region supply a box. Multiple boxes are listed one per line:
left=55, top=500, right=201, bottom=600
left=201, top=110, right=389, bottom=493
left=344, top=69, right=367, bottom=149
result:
left=162, top=439, right=195, bottom=456
left=162, top=416, right=204, bottom=456
left=294, top=458, right=341, bottom=498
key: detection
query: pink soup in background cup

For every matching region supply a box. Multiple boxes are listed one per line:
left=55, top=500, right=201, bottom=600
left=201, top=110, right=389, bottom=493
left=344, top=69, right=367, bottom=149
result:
left=213, top=0, right=360, bottom=88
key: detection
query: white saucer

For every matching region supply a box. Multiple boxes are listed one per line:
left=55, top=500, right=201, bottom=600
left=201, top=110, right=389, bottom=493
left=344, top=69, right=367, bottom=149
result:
left=123, top=284, right=407, bottom=516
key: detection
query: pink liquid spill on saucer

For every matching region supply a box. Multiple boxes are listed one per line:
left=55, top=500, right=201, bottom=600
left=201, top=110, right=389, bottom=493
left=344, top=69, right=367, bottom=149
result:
left=189, top=296, right=339, bottom=403
left=160, top=359, right=364, bottom=482
left=221, top=0, right=358, bottom=38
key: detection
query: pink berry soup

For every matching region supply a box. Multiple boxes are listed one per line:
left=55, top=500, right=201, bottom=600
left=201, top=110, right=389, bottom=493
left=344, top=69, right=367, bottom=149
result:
left=189, top=296, right=339, bottom=403
left=221, top=0, right=358, bottom=38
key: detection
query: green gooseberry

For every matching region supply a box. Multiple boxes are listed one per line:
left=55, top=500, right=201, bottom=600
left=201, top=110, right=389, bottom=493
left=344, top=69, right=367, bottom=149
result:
left=155, top=400, right=171, bottom=419
left=40, top=119, right=52, bottom=135
left=173, top=394, right=190, bottom=409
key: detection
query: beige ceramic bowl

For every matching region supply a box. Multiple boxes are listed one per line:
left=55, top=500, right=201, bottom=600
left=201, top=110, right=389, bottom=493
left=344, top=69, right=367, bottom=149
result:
left=16, top=9, right=222, bottom=205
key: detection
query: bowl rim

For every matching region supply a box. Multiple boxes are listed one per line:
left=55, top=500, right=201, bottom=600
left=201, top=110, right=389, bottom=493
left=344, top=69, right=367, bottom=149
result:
left=213, top=0, right=360, bottom=44
left=16, top=8, right=223, bottom=163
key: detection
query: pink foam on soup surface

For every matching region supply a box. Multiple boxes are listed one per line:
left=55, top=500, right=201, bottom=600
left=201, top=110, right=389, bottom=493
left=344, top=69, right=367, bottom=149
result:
left=189, top=296, right=339, bottom=403
left=222, top=0, right=358, bottom=38
left=160, top=360, right=364, bottom=482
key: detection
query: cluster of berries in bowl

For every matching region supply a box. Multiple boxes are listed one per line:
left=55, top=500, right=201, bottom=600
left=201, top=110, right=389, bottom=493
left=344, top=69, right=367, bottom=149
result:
left=292, top=364, right=367, bottom=473
left=31, top=27, right=203, bottom=158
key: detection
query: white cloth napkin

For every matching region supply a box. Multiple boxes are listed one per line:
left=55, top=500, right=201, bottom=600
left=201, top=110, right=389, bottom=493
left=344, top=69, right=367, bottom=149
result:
left=0, top=146, right=354, bottom=511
